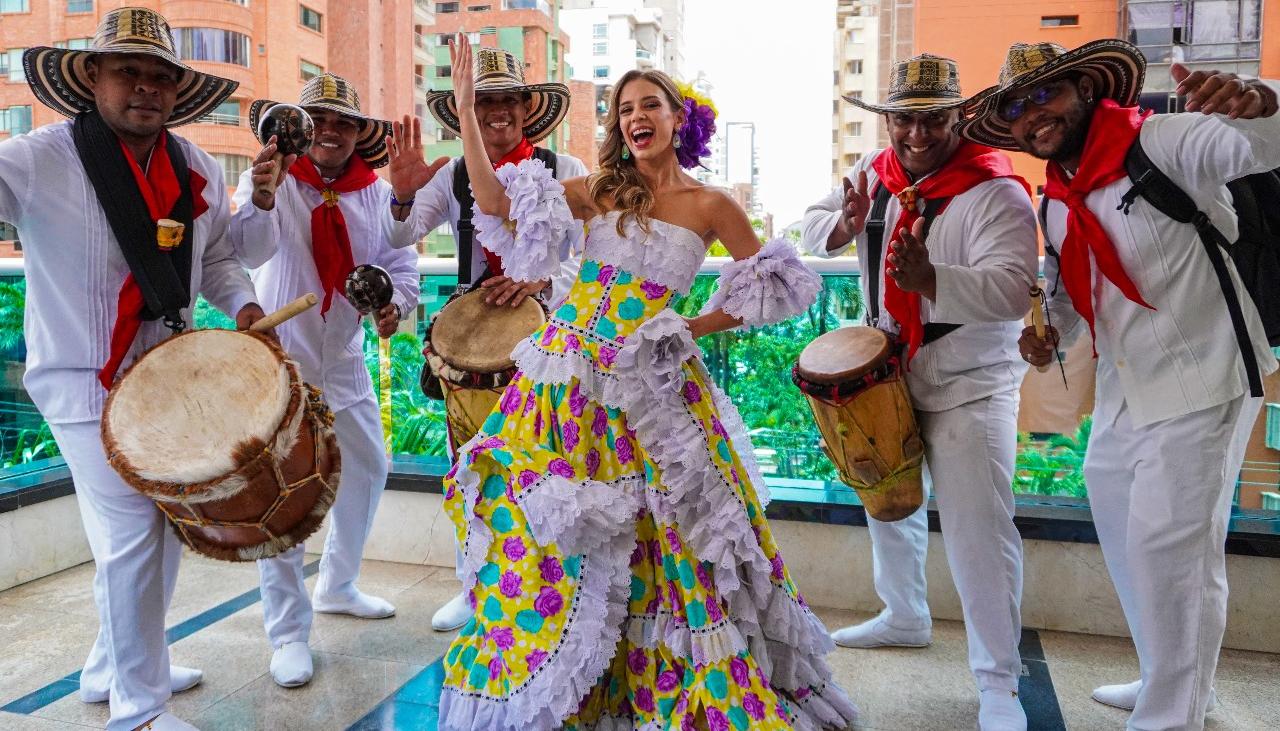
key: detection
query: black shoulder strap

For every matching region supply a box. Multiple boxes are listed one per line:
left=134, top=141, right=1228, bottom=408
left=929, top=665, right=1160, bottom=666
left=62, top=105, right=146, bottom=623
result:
left=1121, top=137, right=1263, bottom=397
left=863, top=184, right=893, bottom=325
left=452, top=157, right=476, bottom=290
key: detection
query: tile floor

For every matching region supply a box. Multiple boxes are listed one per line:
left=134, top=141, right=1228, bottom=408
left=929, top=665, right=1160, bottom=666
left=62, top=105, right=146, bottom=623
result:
left=1, top=556, right=1275, bottom=730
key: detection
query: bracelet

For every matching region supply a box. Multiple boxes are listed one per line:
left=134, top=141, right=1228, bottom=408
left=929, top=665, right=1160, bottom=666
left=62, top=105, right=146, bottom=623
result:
left=390, top=192, right=414, bottom=207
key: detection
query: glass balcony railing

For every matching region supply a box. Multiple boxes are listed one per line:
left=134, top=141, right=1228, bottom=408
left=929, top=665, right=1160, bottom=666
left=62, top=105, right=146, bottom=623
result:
left=0, top=258, right=1276, bottom=519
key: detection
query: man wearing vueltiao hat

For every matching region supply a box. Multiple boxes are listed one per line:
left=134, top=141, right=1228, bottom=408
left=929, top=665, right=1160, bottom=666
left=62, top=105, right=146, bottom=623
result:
left=389, top=45, right=588, bottom=633
left=801, top=54, right=1038, bottom=729
left=961, top=39, right=1280, bottom=730
left=0, top=7, right=274, bottom=730
left=228, top=73, right=422, bottom=689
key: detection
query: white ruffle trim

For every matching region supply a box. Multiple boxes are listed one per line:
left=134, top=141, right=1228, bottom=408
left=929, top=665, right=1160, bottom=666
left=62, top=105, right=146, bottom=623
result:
left=609, top=309, right=860, bottom=729
left=517, top=473, right=644, bottom=556
left=702, top=237, right=823, bottom=328
left=440, top=447, right=636, bottom=731
left=472, top=158, right=573, bottom=283
left=583, top=211, right=706, bottom=295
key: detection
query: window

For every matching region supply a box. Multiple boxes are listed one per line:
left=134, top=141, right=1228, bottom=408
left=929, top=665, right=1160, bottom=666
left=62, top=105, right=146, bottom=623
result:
left=0, top=105, right=32, bottom=135
left=592, top=23, right=607, bottom=38
left=299, top=5, right=323, bottom=33
left=436, top=65, right=452, bottom=78
left=440, top=128, right=458, bottom=141
left=1127, top=0, right=1261, bottom=65
left=299, top=59, right=323, bottom=81
left=1041, top=15, right=1079, bottom=27
left=832, top=99, right=838, bottom=113
left=66, top=0, right=93, bottom=13
left=54, top=38, right=92, bottom=50
left=437, top=2, right=459, bottom=11
left=212, top=153, right=251, bottom=187
left=846, top=121, right=862, bottom=136
left=593, top=66, right=609, bottom=79
left=203, top=99, right=240, bottom=126
left=847, top=29, right=860, bottom=43
left=467, top=4, right=492, bottom=11
left=846, top=91, right=862, bottom=101
left=847, top=59, right=863, bottom=74
left=172, top=27, right=251, bottom=67
left=0, top=0, right=29, bottom=12
left=1, top=49, right=25, bottom=82
left=593, top=42, right=608, bottom=55
left=0, top=221, right=17, bottom=240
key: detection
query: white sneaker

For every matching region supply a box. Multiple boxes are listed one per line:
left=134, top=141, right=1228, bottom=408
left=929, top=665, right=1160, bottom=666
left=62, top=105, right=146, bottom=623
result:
left=80, top=665, right=203, bottom=703
left=978, top=689, right=1027, bottom=731
left=431, top=592, right=473, bottom=632
left=137, top=712, right=200, bottom=730
left=830, top=612, right=931, bottom=649
left=313, top=589, right=395, bottom=619
left=270, top=642, right=314, bottom=688
left=1091, top=680, right=1218, bottom=712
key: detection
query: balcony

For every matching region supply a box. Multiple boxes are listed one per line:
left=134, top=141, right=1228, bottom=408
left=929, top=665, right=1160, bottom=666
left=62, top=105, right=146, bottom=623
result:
left=0, top=260, right=1276, bottom=728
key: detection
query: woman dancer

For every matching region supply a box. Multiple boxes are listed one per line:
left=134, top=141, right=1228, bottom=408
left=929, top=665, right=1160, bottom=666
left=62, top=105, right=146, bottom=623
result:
left=438, top=34, right=858, bottom=731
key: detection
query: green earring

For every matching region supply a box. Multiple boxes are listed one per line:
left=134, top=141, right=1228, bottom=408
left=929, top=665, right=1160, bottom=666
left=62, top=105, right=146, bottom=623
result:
left=621, top=147, right=630, bottom=160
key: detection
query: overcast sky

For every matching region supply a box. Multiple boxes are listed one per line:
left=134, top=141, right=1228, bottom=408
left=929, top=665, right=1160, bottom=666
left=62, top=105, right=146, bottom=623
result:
left=683, top=1, right=839, bottom=227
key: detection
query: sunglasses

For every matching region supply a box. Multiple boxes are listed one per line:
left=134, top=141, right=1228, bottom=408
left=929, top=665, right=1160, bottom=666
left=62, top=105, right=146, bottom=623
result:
left=997, top=81, right=1067, bottom=122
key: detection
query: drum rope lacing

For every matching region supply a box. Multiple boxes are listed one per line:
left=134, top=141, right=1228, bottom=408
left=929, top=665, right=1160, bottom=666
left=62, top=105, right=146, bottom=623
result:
left=160, top=387, right=338, bottom=545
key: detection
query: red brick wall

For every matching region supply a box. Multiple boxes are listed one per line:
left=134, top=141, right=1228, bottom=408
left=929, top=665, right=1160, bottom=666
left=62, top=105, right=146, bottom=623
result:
left=567, top=79, right=597, bottom=170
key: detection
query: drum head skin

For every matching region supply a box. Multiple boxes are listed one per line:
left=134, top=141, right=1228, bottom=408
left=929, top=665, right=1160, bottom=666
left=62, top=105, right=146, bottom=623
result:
left=432, top=289, right=546, bottom=373
left=796, top=326, right=893, bottom=385
left=104, top=330, right=293, bottom=484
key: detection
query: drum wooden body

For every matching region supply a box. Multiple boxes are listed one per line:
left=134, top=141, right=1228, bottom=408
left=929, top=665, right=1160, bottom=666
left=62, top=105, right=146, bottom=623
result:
left=423, top=289, right=546, bottom=449
left=793, top=326, right=924, bottom=522
left=102, top=329, right=340, bottom=561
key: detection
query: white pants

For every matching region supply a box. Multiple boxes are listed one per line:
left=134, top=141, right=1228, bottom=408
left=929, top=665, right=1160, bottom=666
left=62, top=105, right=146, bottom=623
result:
left=866, top=389, right=1024, bottom=692
left=51, top=420, right=176, bottom=731
left=1086, top=361, right=1260, bottom=731
left=257, top=396, right=389, bottom=647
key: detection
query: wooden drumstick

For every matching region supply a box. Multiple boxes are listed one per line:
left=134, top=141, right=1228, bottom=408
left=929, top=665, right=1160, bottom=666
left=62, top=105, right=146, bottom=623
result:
left=250, top=293, right=318, bottom=332
left=1029, top=286, right=1050, bottom=374
left=254, top=151, right=285, bottom=200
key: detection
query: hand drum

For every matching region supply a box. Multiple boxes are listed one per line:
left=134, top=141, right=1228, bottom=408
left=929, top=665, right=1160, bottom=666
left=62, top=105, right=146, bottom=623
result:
left=344, top=265, right=395, bottom=315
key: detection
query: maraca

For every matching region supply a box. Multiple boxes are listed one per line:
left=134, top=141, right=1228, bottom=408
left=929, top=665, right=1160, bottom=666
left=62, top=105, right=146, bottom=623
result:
left=344, top=264, right=395, bottom=316
left=255, top=103, right=314, bottom=199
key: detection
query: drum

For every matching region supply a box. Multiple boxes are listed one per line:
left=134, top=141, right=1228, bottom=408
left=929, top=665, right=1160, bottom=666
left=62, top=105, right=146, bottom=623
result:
left=102, top=329, right=341, bottom=561
left=422, top=289, right=546, bottom=450
left=792, top=326, right=924, bottom=522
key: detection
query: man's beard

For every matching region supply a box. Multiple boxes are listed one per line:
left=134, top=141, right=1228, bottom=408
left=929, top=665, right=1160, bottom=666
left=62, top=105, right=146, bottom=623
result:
left=1026, top=98, right=1093, bottom=163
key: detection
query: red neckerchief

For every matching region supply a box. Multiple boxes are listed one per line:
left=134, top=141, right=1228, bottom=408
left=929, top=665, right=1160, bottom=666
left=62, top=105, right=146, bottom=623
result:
left=1043, top=100, right=1155, bottom=353
left=872, top=141, right=1031, bottom=362
left=482, top=138, right=536, bottom=277
left=99, top=131, right=209, bottom=390
left=288, top=154, right=379, bottom=316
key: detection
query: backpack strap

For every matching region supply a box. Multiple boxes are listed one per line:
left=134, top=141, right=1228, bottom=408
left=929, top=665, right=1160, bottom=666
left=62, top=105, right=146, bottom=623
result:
left=864, top=184, right=958, bottom=342
left=1122, top=138, right=1263, bottom=397
left=452, top=157, right=477, bottom=290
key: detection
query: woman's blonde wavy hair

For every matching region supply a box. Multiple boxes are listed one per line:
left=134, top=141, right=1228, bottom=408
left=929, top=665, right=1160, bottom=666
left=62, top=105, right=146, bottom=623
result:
left=587, top=69, right=686, bottom=236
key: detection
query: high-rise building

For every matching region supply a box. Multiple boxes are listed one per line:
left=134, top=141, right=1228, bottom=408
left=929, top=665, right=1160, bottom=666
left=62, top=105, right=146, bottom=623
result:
left=831, top=0, right=880, bottom=187
left=561, top=0, right=686, bottom=144
left=0, top=0, right=420, bottom=194
left=875, top=0, right=1279, bottom=196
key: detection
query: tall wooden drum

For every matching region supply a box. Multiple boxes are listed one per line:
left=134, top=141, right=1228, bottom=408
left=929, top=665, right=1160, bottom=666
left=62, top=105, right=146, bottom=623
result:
left=792, top=326, right=925, bottom=522
left=102, top=329, right=341, bottom=561
left=422, top=289, right=547, bottom=451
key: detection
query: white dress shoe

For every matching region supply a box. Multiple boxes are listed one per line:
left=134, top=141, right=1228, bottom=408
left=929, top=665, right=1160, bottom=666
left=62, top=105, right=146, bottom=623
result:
left=136, top=711, right=200, bottom=730
left=1091, top=679, right=1217, bottom=711
left=312, top=589, right=395, bottom=619
left=431, top=592, right=473, bottom=632
left=978, top=689, right=1027, bottom=731
left=80, top=665, right=203, bottom=703
left=270, top=642, right=314, bottom=688
left=829, top=612, right=931, bottom=649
